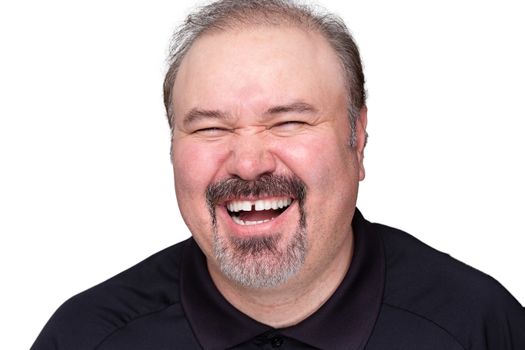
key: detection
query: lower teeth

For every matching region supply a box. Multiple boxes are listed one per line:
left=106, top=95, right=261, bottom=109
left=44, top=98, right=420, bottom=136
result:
left=232, top=216, right=274, bottom=226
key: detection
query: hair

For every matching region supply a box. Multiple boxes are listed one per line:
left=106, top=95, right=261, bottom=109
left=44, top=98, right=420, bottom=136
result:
left=163, top=0, right=366, bottom=146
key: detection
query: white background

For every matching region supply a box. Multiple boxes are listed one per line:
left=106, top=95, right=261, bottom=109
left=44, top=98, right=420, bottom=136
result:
left=1, top=1, right=524, bottom=348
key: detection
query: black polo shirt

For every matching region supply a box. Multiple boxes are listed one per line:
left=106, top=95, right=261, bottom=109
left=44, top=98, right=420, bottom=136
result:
left=32, top=210, right=525, bottom=349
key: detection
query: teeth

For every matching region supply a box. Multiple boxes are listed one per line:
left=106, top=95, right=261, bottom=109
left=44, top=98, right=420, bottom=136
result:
left=226, top=198, right=293, bottom=213
left=232, top=215, right=275, bottom=226
left=255, top=200, right=265, bottom=211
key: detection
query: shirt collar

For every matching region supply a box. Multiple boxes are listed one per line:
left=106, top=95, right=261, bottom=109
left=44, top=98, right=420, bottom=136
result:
left=180, top=209, right=385, bottom=350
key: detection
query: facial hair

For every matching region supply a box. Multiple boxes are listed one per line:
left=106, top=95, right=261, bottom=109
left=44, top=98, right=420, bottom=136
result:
left=206, top=174, right=307, bottom=289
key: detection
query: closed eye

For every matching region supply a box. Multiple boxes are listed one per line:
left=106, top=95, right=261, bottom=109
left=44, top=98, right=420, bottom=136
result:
left=271, top=120, right=308, bottom=132
left=193, top=127, right=231, bottom=136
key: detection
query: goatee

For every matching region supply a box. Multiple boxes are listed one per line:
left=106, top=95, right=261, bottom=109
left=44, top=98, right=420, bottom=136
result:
left=206, top=174, right=308, bottom=288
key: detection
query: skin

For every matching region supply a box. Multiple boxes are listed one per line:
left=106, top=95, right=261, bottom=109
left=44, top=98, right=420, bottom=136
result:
left=171, top=25, right=368, bottom=327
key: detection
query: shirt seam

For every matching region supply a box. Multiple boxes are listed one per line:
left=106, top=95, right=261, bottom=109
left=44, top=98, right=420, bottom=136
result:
left=93, top=301, right=182, bottom=349
left=358, top=221, right=388, bottom=350
left=179, top=239, right=206, bottom=350
left=382, top=302, right=467, bottom=350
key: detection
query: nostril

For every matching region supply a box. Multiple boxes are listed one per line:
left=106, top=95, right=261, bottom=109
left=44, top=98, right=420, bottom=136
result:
left=226, top=135, right=277, bottom=179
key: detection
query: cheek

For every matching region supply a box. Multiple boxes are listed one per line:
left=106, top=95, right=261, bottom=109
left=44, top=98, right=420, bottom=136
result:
left=274, top=134, right=359, bottom=229
left=276, top=134, right=355, bottom=188
left=172, top=140, right=229, bottom=229
left=172, top=140, right=225, bottom=195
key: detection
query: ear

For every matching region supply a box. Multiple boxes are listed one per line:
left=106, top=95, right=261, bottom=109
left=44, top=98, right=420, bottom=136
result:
left=355, top=106, right=368, bottom=181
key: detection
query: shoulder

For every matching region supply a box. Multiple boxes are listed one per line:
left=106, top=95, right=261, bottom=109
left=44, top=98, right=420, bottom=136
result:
left=371, top=222, right=525, bottom=350
left=31, top=239, right=190, bottom=350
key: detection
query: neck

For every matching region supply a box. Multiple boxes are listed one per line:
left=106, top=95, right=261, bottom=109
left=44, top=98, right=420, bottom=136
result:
left=208, top=230, right=354, bottom=328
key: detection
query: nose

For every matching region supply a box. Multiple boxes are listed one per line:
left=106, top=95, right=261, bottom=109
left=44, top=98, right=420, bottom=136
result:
left=225, top=133, right=277, bottom=180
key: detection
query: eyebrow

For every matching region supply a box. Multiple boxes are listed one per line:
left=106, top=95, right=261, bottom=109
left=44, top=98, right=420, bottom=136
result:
left=183, top=108, right=232, bottom=127
left=183, top=101, right=317, bottom=126
left=265, top=102, right=317, bottom=115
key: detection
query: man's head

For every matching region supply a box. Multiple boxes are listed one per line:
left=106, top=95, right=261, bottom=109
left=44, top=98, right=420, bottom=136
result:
left=164, top=0, right=366, bottom=146
left=165, top=0, right=368, bottom=290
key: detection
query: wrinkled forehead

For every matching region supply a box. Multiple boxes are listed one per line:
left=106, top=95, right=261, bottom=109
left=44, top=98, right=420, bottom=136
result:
left=171, top=25, right=347, bottom=120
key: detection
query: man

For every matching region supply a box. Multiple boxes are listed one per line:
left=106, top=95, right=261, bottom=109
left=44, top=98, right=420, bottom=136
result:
left=32, top=0, right=525, bottom=349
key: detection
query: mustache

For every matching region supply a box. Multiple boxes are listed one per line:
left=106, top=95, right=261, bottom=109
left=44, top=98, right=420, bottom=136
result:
left=206, top=174, right=307, bottom=208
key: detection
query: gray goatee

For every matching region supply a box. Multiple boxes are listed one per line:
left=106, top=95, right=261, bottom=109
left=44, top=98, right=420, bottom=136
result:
left=206, top=174, right=307, bottom=288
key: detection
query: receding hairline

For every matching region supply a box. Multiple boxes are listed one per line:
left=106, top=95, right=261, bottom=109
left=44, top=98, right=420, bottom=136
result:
left=169, top=17, right=351, bottom=113
left=173, top=4, right=345, bottom=70
left=172, top=23, right=349, bottom=127
left=178, top=0, right=323, bottom=35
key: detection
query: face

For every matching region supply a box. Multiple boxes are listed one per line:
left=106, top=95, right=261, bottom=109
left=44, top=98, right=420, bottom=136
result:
left=171, top=26, right=367, bottom=289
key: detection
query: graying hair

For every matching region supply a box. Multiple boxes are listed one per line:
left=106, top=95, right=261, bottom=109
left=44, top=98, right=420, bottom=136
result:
left=163, top=0, right=366, bottom=146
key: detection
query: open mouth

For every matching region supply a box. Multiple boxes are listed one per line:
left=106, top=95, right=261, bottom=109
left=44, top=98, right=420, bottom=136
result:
left=226, top=197, right=293, bottom=226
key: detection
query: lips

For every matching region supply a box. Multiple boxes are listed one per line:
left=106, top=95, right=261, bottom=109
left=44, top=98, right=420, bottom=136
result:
left=226, top=197, right=293, bottom=226
left=206, top=174, right=307, bottom=229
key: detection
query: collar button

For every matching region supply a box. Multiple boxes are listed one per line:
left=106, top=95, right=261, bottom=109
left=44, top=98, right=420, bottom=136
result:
left=271, top=335, right=283, bottom=348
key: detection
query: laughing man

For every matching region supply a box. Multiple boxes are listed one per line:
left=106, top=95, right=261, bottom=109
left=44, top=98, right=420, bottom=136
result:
left=32, top=1, right=525, bottom=349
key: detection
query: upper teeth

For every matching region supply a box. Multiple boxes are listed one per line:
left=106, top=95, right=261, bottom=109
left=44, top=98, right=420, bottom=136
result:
left=226, top=198, right=292, bottom=212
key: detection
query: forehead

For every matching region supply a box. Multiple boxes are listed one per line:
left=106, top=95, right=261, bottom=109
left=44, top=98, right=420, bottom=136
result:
left=172, top=26, right=346, bottom=118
